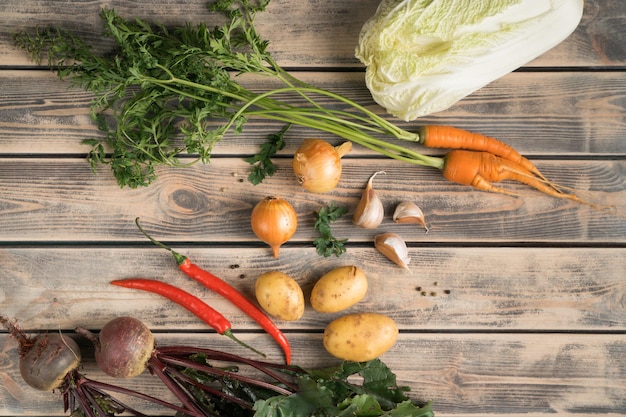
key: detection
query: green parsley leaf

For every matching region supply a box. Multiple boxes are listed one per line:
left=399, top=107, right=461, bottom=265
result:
left=313, top=203, right=348, bottom=257
left=246, top=124, right=290, bottom=184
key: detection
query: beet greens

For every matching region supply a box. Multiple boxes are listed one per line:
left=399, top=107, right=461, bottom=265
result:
left=152, top=346, right=435, bottom=417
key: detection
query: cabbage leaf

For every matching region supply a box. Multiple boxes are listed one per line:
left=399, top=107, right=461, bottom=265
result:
left=355, top=0, right=584, bottom=121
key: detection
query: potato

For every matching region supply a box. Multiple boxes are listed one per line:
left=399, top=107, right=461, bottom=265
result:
left=323, top=313, right=398, bottom=361
left=255, top=271, right=304, bottom=321
left=310, top=265, right=368, bottom=313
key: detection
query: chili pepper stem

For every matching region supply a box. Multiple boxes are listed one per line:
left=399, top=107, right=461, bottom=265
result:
left=135, top=217, right=187, bottom=265
left=223, top=330, right=267, bottom=358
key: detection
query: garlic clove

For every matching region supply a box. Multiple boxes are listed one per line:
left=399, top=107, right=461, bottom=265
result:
left=352, top=171, right=385, bottom=229
left=393, top=201, right=429, bottom=233
left=374, top=232, right=411, bottom=271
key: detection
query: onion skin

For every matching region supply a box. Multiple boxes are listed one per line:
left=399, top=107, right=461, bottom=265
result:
left=293, top=139, right=351, bottom=193
left=94, top=316, right=155, bottom=378
left=251, top=196, right=298, bottom=258
left=19, top=333, right=81, bottom=391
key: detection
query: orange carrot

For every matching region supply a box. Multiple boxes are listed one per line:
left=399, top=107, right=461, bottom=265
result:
left=420, top=125, right=549, bottom=182
left=442, top=150, right=590, bottom=204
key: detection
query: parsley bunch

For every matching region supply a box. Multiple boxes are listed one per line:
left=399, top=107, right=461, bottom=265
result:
left=13, top=0, right=442, bottom=187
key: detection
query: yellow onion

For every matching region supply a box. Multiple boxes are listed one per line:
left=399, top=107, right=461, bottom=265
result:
left=292, top=139, right=352, bottom=193
left=251, top=196, right=298, bottom=258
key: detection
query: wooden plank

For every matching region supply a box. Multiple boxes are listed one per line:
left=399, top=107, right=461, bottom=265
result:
left=1, top=70, right=625, bottom=156
left=1, top=0, right=624, bottom=68
left=1, top=2, right=624, bottom=417
left=0, top=332, right=624, bottom=416
left=1, top=247, right=625, bottom=331
left=0, top=158, right=624, bottom=243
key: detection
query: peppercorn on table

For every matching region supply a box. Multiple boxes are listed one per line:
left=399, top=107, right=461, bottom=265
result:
left=1, top=0, right=625, bottom=416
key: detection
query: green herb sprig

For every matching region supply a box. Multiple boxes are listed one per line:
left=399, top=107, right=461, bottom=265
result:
left=245, top=124, right=290, bottom=185
left=313, top=203, right=348, bottom=257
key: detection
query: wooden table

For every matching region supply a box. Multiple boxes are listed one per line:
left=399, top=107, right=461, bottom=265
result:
left=1, top=1, right=625, bottom=416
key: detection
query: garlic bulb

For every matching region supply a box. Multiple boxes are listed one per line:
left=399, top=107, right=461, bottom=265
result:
left=374, top=232, right=410, bottom=270
left=393, top=201, right=428, bottom=232
left=352, top=171, right=385, bottom=229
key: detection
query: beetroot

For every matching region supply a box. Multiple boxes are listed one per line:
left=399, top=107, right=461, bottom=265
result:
left=19, top=333, right=82, bottom=391
left=91, top=316, right=154, bottom=378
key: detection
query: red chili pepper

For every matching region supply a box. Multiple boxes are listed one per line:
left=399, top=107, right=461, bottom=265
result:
left=135, top=218, right=292, bottom=365
left=110, top=278, right=265, bottom=358
left=177, top=259, right=292, bottom=364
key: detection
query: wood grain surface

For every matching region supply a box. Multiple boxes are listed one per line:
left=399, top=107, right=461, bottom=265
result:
left=1, top=0, right=625, bottom=416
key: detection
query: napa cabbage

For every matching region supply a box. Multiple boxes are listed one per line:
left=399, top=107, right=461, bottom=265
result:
left=355, top=0, right=584, bottom=121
